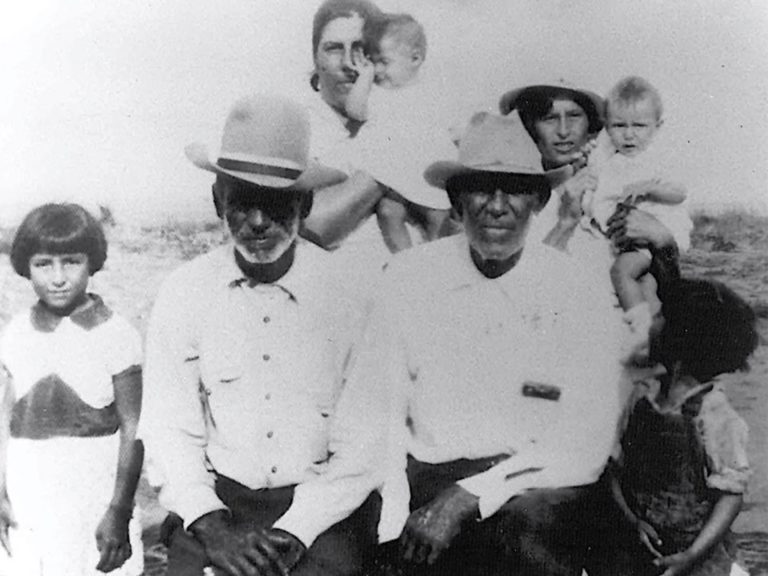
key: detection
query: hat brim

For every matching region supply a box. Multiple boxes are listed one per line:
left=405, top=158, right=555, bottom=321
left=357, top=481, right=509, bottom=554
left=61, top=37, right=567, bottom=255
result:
left=499, top=84, right=604, bottom=130
left=185, top=142, right=347, bottom=192
left=424, top=160, right=545, bottom=191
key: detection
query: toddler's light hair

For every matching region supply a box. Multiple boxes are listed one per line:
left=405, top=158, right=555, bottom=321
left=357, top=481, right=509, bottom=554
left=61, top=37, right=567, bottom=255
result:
left=605, top=76, right=663, bottom=121
left=367, top=13, right=427, bottom=61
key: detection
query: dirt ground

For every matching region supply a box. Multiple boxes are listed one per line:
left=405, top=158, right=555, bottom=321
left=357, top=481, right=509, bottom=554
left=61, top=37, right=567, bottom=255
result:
left=0, top=214, right=765, bottom=575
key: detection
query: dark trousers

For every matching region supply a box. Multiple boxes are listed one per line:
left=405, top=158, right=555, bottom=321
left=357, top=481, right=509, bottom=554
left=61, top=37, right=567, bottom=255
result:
left=165, top=475, right=380, bottom=576
left=375, top=455, right=611, bottom=576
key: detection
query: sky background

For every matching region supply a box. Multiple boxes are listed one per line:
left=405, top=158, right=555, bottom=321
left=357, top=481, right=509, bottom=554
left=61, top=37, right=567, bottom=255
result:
left=1, top=0, right=767, bottom=224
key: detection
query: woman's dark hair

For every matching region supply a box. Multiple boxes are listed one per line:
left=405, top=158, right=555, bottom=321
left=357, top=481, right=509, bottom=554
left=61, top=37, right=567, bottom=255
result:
left=654, top=278, right=758, bottom=382
left=311, top=0, right=383, bottom=58
left=11, top=203, right=108, bottom=278
left=515, top=88, right=603, bottom=142
left=445, top=172, right=551, bottom=215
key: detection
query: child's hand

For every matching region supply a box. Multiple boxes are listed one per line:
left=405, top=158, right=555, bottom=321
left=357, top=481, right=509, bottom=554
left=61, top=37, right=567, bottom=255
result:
left=636, top=519, right=663, bottom=558
left=653, top=549, right=696, bottom=576
left=570, top=138, right=599, bottom=172
left=95, top=506, right=132, bottom=573
left=0, top=492, right=15, bottom=556
left=622, top=179, right=659, bottom=205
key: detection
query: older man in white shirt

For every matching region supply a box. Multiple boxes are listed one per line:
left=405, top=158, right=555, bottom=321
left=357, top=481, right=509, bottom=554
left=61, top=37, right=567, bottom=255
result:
left=141, top=95, right=382, bottom=576
left=340, top=110, right=629, bottom=575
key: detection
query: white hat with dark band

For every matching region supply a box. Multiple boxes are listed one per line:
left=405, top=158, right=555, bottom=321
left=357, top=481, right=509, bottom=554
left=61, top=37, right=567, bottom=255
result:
left=185, top=94, right=346, bottom=192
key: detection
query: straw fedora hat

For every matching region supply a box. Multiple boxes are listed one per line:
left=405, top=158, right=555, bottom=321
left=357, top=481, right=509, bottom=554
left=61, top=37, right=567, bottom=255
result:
left=498, top=79, right=604, bottom=133
left=186, top=94, right=346, bottom=191
left=424, top=110, right=546, bottom=190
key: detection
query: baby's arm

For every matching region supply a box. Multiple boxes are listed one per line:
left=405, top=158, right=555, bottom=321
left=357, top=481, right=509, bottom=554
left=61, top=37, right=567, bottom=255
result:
left=344, top=55, right=375, bottom=122
left=652, top=492, right=742, bottom=576
left=623, top=179, right=687, bottom=205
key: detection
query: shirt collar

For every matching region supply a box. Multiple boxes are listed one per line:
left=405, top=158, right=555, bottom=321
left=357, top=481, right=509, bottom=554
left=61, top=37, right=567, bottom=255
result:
left=441, top=234, right=548, bottom=293
left=218, top=243, right=317, bottom=303
left=30, top=293, right=113, bottom=333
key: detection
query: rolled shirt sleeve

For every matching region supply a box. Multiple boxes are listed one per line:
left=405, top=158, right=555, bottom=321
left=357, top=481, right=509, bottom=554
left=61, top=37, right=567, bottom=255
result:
left=698, top=386, right=751, bottom=494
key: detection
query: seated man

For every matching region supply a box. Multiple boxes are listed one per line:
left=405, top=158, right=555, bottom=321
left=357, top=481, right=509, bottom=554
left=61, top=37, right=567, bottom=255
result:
left=350, top=110, right=629, bottom=575
left=140, top=95, right=380, bottom=576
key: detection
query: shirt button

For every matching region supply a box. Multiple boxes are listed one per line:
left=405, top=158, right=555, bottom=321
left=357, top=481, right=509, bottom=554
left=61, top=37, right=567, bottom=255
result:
left=265, top=393, right=271, bottom=400
left=263, top=353, right=271, bottom=361
left=263, top=316, right=271, bottom=324
left=267, top=430, right=274, bottom=439
left=271, top=466, right=278, bottom=474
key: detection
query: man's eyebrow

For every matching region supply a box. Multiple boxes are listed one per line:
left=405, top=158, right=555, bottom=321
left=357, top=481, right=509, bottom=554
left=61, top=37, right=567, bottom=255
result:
left=321, top=40, right=344, bottom=49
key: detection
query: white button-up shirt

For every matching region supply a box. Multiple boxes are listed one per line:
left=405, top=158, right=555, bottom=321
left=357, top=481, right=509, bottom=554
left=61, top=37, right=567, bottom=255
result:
left=345, top=234, right=628, bottom=541
left=140, top=242, right=373, bottom=546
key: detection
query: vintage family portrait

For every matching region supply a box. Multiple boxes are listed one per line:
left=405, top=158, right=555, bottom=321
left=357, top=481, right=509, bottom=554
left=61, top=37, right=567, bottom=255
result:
left=0, top=0, right=766, bottom=574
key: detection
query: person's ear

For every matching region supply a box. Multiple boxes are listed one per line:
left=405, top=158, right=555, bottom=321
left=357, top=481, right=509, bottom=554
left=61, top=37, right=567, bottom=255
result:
left=212, top=184, right=225, bottom=220
left=410, top=49, right=424, bottom=67
left=300, top=191, right=314, bottom=219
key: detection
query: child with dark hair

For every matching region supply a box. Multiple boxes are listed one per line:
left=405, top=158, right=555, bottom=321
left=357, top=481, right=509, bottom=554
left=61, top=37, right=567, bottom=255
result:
left=604, top=278, right=757, bottom=576
left=0, top=203, right=144, bottom=575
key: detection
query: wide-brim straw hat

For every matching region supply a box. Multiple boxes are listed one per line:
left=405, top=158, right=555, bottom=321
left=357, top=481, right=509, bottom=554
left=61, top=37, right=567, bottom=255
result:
left=424, top=110, right=546, bottom=190
left=498, top=79, right=604, bottom=133
left=186, top=94, right=346, bottom=191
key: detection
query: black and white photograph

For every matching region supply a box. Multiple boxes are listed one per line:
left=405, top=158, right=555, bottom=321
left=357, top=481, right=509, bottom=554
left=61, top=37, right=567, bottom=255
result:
left=0, top=1, right=766, bottom=574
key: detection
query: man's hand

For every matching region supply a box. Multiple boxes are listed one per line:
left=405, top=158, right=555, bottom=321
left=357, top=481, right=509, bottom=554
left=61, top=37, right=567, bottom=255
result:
left=264, top=528, right=306, bottom=572
left=399, top=484, right=479, bottom=566
left=189, top=511, right=290, bottom=576
left=606, top=205, right=674, bottom=252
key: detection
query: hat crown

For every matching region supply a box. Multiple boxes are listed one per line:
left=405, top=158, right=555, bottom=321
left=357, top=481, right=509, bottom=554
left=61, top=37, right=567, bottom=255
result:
left=457, top=111, right=543, bottom=175
left=219, top=95, right=310, bottom=170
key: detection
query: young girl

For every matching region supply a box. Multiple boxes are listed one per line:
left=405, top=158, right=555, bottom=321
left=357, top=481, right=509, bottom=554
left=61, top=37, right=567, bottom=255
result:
left=607, top=278, right=757, bottom=576
left=0, top=203, right=144, bottom=575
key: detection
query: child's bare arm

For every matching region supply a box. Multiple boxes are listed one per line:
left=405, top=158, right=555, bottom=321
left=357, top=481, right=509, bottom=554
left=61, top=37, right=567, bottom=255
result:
left=344, top=55, right=375, bottom=122
left=624, top=179, right=687, bottom=205
left=0, top=366, right=14, bottom=556
left=95, top=365, right=144, bottom=572
left=653, top=492, right=742, bottom=576
left=376, top=189, right=413, bottom=253
left=607, top=461, right=663, bottom=557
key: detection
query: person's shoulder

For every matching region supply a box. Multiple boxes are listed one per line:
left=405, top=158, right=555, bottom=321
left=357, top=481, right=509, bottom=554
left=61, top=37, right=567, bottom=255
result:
left=1, top=308, right=33, bottom=340
left=386, top=235, right=464, bottom=279
left=699, top=384, right=747, bottom=429
left=155, top=245, right=232, bottom=304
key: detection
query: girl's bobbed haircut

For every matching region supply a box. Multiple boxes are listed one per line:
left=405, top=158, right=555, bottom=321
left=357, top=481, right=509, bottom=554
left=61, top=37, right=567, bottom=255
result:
left=11, top=203, right=108, bottom=278
left=656, top=278, right=759, bottom=383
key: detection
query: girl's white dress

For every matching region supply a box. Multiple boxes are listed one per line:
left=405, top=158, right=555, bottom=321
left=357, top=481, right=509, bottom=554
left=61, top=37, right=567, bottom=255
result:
left=0, top=296, right=143, bottom=576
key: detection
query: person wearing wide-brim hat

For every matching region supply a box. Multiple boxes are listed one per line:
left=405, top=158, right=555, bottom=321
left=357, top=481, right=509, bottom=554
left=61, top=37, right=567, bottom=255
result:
left=499, top=79, right=684, bottom=298
left=141, top=94, right=381, bottom=576
left=354, top=110, right=628, bottom=575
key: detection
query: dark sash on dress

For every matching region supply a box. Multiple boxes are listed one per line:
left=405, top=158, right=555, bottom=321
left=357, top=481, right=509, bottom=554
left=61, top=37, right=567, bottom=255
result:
left=11, top=373, right=119, bottom=439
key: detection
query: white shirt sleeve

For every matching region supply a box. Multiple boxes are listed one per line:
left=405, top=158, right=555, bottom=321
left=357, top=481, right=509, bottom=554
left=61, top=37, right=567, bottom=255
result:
left=273, top=277, right=410, bottom=546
